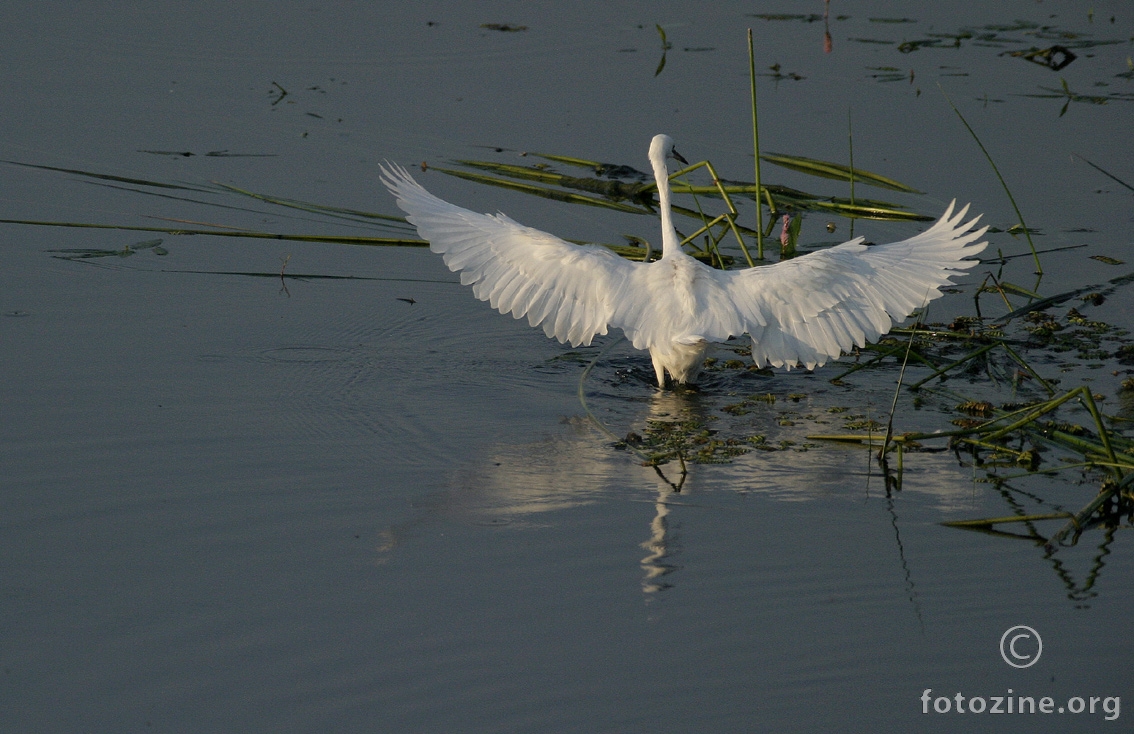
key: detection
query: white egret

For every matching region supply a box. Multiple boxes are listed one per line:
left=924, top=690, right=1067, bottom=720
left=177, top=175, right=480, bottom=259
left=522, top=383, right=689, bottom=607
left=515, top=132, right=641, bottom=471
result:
left=380, top=134, right=987, bottom=387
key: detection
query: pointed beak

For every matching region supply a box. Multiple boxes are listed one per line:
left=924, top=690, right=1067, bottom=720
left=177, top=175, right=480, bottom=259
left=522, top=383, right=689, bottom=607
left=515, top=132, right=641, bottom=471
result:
left=671, top=147, right=689, bottom=165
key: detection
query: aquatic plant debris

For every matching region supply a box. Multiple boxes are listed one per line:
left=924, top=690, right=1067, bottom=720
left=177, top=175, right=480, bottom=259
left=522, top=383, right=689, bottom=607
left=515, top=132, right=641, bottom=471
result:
left=46, top=238, right=168, bottom=260
left=748, top=14, right=828, bottom=23
left=480, top=23, right=527, bottom=32
left=1006, top=45, right=1077, bottom=71
left=1022, top=79, right=1134, bottom=116
left=654, top=24, right=671, bottom=76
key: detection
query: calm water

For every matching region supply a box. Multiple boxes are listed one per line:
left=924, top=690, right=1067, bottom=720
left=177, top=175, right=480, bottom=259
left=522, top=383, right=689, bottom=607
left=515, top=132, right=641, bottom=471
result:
left=2, top=2, right=1132, bottom=731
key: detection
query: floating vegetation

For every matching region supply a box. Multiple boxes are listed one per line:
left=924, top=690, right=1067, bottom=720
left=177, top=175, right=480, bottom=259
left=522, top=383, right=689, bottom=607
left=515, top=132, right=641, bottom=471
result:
left=480, top=23, right=527, bottom=32
left=1005, top=45, right=1077, bottom=71
left=138, top=150, right=277, bottom=158
left=867, top=66, right=910, bottom=83
left=1021, top=78, right=1134, bottom=116
left=437, top=154, right=930, bottom=230
left=761, top=63, right=806, bottom=82
left=0, top=137, right=932, bottom=275
left=879, top=21, right=1127, bottom=55
left=0, top=159, right=427, bottom=248
left=844, top=12, right=1130, bottom=114
left=748, top=13, right=827, bottom=23
left=654, top=24, right=672, bottom=76
left=47, top=238, right=168, bottom=260
left=898, top=38, right=956, bottom=53
left=1118, top=57, right=1134, bottom=80
left=619, top=412, right=753, bottom=467
left=808, top=304, right=1134, bottom=547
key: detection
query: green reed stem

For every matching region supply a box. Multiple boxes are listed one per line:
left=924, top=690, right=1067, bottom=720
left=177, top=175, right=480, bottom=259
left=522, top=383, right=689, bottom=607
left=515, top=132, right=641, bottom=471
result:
left=942, top=513, right=1072, bottom=528
left=879, top=318, right=920, bottom=458
left=907, top=342, right=998, bottom=389
left=848, top=107, right=855, bottom=238
left=939, top=85, right=1042, bottom=275
left=0, top=218, right=427, bottom=246
left=748, top=29, right=764, bottom=260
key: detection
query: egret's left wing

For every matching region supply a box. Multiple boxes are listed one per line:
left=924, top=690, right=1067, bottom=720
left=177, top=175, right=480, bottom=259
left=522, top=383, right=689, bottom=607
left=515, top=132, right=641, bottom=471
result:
left=719, top=201, right=988, bottom=369
left=381, top=163, right=637, bottom=347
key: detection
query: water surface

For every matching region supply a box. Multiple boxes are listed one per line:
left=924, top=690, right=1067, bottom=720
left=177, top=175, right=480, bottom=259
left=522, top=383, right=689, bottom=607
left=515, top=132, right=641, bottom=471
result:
left=2, top=2, right=1132, bottom=731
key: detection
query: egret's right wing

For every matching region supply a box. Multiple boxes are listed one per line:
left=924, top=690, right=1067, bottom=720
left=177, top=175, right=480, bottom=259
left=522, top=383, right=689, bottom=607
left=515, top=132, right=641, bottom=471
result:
left=381, top=163, right=637, bottom=347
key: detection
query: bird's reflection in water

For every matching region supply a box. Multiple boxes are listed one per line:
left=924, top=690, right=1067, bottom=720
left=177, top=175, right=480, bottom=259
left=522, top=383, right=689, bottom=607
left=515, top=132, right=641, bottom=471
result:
left=373, top=375, right=985, bottom=606
left=639, top=488, right=677, bottom=594
left=634, top=388, right=711, bottom=594
left=373, top=417, right=621, bottom=565
left=374, top=389, right=713, bottom=597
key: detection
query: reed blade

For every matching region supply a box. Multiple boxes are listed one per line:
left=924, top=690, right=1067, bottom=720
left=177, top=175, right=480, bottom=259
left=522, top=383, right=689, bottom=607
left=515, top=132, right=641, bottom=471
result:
left=761, top=152, right=923, bottom=193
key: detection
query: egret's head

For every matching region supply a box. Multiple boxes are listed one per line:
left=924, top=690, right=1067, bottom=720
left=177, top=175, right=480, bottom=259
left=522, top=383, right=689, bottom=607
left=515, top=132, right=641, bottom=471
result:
left=650, top=134, right=688, bottom=167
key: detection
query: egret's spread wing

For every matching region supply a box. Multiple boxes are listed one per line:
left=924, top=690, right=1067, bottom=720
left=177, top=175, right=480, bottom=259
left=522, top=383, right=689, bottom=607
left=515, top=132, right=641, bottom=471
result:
left=381, top=163, right=636, bottom=347
left=722, top=201, right=988, bottom=369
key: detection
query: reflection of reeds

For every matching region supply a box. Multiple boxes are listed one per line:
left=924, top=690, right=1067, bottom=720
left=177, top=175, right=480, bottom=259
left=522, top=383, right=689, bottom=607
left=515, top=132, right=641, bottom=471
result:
left=811, top=310, right=1134, bottom=547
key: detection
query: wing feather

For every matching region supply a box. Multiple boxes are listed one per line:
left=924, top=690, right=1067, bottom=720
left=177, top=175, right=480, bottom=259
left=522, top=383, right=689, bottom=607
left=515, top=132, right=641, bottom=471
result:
left=381, top=163, right=636, bottom=347
left=722, top=200, right=987, bottom=369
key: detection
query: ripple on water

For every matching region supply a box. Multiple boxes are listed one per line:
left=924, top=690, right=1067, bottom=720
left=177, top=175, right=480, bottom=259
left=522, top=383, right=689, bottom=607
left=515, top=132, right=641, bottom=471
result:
left=256, top=346, right=354, bottom=364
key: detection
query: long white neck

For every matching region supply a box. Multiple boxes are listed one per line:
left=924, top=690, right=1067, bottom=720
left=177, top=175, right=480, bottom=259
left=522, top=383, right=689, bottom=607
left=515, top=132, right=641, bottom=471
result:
left=652, top=154, right=682, bottom=259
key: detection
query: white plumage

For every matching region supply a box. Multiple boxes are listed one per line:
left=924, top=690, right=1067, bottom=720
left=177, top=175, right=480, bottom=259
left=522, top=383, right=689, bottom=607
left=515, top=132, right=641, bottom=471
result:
left=380, top=134, right=988, bottom=387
